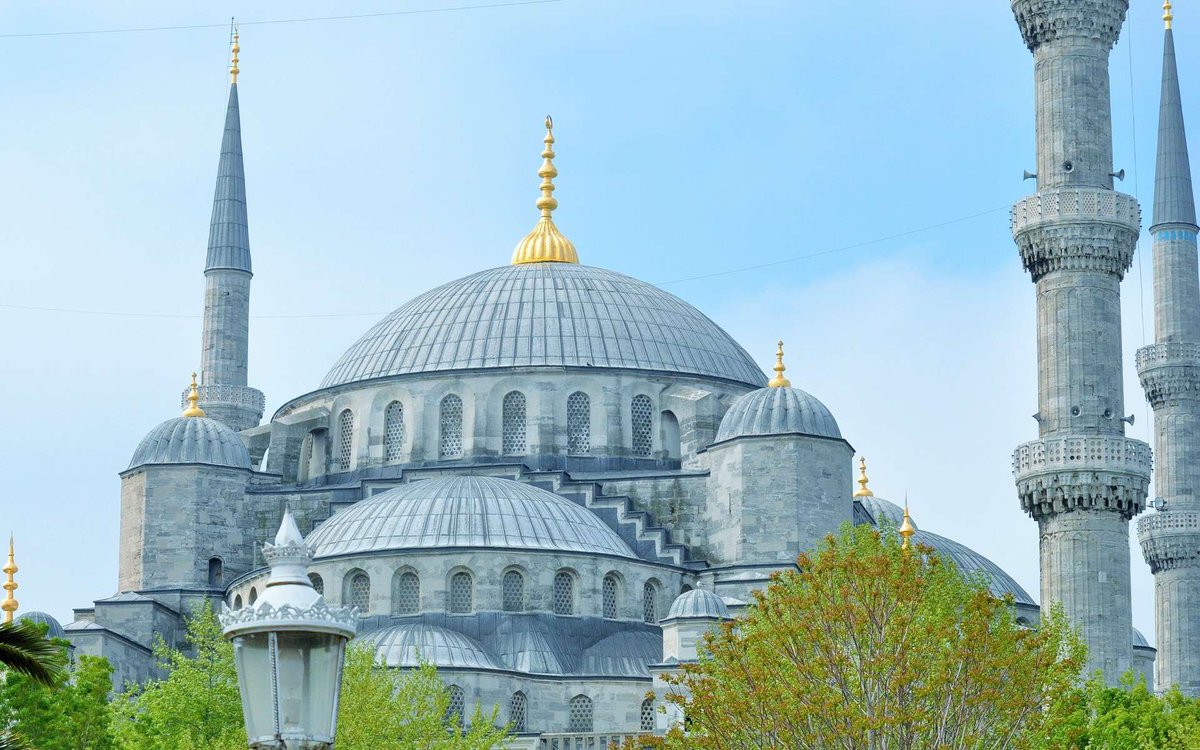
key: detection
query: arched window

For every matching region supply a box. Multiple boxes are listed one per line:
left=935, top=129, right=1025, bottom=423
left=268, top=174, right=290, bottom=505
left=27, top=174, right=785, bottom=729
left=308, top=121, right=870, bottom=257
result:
left=384, top=401, right=406, bottom=463
left=567, top=391, right=591, bottom=454
left=643, top=580, right=659, bottom=623
left=208, top=557, right=224, bottom=587
left=661, top=410, right=680, bottom=459
left=344, top=570, right=370, bottom=611
left=337, top=409, right=354, bottom=470
left=502, top=391, right=527, bottom=454
left=447, top=685, right=466, bottom=725
left=502, top=570, right=525, bottom=612
left=509, top=691, right=527, bottom=733
left=641, top=697, right=655, bottom=732
left=308, top=573, right=324, bottom=595
left=553, top=571, right=575, bottom=616
left=298, top=432, right=314, bottom=482
left=449, top=571, right=473, bottom=614
left=602, top=573, right=619, bottom=620
left=248, top=587, right=258, bottom=605
left=233, top=594, right=243, bottom=609
left=393, top=571, right=420, bottom=615
left=440, top=394, right=464, bottom=458
left=631, top=395, right=654, bottom=457
left=568, top=694, right=593, bottom=733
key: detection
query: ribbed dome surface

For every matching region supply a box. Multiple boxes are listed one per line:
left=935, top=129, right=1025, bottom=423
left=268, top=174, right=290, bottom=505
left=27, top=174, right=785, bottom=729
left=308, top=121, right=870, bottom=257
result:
left=357, top=623, right=500, bottom=670
left=666, top=589, right=730, bottom=620
left=306, top=476, right=635, bottom=559
left=128, top=417, right=251, bottom=470
left=715, top=386, right=841, bottom=442
left=16, top=611, right=66, bottom=640
left=321, top=264, right=767, bottom=388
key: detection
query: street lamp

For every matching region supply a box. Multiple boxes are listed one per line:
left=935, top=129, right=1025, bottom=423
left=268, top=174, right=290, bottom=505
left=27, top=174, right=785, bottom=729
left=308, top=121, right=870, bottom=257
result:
left=221, top=510, right=358, bottom=750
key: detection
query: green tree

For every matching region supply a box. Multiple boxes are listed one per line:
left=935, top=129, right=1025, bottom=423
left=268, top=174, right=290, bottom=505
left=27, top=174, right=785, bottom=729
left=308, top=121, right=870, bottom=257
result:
left=1037, top=673, right=1200, bottom=750
left=646, top=523, right=1086, bottom=750
left=336, top=645, right=511, bottom=750
left=110, top=604, right=245, bottom=750
left=0, top=620, right=65, bottom=686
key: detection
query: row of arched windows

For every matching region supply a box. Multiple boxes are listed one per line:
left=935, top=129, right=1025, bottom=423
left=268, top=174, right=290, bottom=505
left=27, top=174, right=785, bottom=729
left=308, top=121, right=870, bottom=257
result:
left=326, top=390, right=671, bottom=471
left=427, top=686, right=653, bottom=734
left=304, top=568, right=663, bottom=622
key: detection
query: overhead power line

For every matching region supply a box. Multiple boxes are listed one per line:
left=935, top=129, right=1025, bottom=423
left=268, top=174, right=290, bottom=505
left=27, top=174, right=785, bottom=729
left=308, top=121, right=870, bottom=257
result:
left=0, top=0, right=565, bottom=39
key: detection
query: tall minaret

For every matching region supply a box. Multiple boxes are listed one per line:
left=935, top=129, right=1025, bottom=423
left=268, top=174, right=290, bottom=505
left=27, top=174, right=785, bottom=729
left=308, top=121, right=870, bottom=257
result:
left=1137, top=1, right=1200, bottom=697
left=1010, top=0, right=1150, bottom=683
left=190, top=31, right=264, bottom=431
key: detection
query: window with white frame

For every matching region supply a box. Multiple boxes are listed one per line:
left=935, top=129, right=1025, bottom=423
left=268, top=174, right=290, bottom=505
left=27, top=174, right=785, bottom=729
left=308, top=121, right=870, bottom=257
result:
left=502, top=391, right=527, bottom=454
left=337, top=409, right=354, bottom=469
left=567, top=391, right=590, bottom=454
left=631, top=395, right=653, bottom=457
left=384, top=401, right=405, bottom=462
left=440, top=395, right=464, bottom=458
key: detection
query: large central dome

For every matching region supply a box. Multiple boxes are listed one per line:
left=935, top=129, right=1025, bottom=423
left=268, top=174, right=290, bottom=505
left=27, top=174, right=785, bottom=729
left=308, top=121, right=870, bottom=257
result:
left=321, top=263, right=767, bottom=389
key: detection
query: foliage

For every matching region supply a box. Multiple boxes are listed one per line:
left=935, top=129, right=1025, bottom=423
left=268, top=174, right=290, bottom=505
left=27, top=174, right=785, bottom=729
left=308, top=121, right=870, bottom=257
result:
left=0, top=625, right=115, bottom=750
left=110, top=604, right=245, bottom=750
left=644, top=523, right=1086, bottom=750
left=1036, top=672, right=1200, bottom=750
left=336, top=645, right=511, bottom=750
left=0, top=620, right=66, bottom=685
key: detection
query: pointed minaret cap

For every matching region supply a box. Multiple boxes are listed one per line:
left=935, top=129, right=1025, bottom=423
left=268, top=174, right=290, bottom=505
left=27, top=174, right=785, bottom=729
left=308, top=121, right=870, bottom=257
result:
left=512, top=116, right=580, bottom=265
left=182, top=373, right=206, bottom=418
left=854, top=457, right=874, bottom=497
left=261, top=508, right=313, bottom=586
left=2, top=535, right=18, bottom=624
left=1153, top=1, right=1198, bottom=230
left=899, top=497, right=916, bottom=550
left=767, top=341, right=792, bottom=387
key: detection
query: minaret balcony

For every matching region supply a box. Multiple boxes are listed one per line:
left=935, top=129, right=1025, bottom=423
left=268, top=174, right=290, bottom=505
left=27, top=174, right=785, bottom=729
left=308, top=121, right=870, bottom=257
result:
left=1011, top=189, right=1140, bottom=280
left=1136, top=343, right=1200, bottom=408
left=179, top=384, right=265, bottom=416
left=1013, top=435, right=1150, bottom=520
left=1138, top=510, right=1200, bottom=573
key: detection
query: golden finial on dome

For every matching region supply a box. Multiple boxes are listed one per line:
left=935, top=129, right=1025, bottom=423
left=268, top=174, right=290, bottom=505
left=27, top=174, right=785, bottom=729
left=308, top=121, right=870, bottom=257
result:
left=899, top=496, right=915, bottom=550
left=182, top=373, right=206, bottom=418
left=511, top=116, right=580, bottom=265
left=2, top=535, right=17, bottom=624
left=230, top=25, right=240, bottom=84
left=767, top=340, right=792, bottom=388
left=1165, top=0, right=1174, bottom=29
left=854, top=456, right=874, bottom=497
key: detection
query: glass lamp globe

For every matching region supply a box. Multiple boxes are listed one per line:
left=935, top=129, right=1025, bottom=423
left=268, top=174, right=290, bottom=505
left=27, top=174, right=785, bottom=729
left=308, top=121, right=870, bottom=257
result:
left=221, top=510, right=358, bottom=750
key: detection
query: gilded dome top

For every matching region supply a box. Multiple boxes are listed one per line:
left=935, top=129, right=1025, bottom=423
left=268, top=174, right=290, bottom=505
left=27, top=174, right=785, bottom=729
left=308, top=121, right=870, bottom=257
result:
left=321, top=263, right=767, bottom=389
left=715, top=385, right=842, bottom=442
left=305, top=476, right=636, bottom=559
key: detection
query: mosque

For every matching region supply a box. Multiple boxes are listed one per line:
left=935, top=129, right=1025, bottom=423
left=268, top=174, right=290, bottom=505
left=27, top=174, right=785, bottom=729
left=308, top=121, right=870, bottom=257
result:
left=1, top=0, right=1191, bottom=743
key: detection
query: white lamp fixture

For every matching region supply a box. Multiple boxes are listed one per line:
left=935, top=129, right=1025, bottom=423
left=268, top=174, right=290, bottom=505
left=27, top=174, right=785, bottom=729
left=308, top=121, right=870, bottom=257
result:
left=221, top=510, right=358, bottom=750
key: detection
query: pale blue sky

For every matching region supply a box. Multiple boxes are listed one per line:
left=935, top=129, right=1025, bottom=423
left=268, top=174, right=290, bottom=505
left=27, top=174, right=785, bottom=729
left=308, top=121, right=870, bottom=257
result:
left=0, top=1, right=1190, bottom=642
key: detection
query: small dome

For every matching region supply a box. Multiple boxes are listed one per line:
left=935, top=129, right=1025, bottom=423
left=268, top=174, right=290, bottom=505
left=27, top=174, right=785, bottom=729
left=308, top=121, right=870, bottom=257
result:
left=128, top=417, right=251, bottom=471
left=306, top=476, right=635, bottom=559
left=357, top=623, right=501, bottom=670
left=16, top=611, right=66, bottom=639
left=666, top=589, right=731, bottom=620
left=715, top=386, right=842, bottom=442
left=1133, top=628, right=1152, bottom=648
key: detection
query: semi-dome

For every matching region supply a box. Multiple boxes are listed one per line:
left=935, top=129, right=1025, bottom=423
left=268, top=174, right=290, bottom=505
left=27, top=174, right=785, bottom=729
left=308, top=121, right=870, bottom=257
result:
left=357, top=623, right=501, bottom=670
left=579, top=631, right=662, bottom=677
left=306, top=475, right=636, bottom=559
left=16, top=611, right=66, bottom=639
left=715, top=385, right=842, bottom=442
left=127, top=416, right=252, bottom=471
left=665, top=588, right=731, bottom=620
left=320, top=263, right=767, bottom=389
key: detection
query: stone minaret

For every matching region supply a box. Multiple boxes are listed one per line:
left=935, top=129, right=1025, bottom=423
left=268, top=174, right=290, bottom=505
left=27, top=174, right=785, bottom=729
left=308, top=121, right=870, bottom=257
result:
left=1010, top=0, right=1150, bottom=683
left=1137, top=1, right=1200, bottom=696
left=192, top=32, right=264, bottom=431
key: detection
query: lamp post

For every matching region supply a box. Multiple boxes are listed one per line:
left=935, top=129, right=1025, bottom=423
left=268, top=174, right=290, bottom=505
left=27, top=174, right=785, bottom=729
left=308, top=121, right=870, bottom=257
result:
left=221, top=510, right=357, bottom=750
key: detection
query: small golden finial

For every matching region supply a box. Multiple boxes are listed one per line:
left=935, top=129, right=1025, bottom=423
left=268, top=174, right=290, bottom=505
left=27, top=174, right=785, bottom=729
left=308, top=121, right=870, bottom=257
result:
left=230, top=26, right=240, bottom=84
left=512, top=115, right=580, bottom=265
left=854, top=456, right=874, bottom=497
left=2, top=535, right=18, bottom=624
left=1165, top=0, right=1174, bottom=29
left=182, top=373, right=206, bottom=418
left=899, top=496, right=915, bottom=550
left=767, top=340, right=792, bottom=387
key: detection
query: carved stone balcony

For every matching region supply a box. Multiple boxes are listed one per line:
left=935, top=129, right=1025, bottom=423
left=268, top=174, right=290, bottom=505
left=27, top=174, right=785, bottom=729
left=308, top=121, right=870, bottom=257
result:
left=1011, top=189, right=1140, bottom=280
left=1013, top=435, right=1150, bottom=520
left=1138, top=511, right=1200, bottom=573
left=1137, top=343, right=1200, bottom=408
left=179, top=383, right=266, bottom=415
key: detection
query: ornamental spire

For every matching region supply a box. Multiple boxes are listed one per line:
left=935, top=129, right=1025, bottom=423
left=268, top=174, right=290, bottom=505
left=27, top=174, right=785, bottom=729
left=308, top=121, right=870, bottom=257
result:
left=511, top=116, right=580, bottom=265
left=767, top=340, right=792, bottom=387
left=1165, top=1, right=1174, bottom=30
left=230, top=27, right=240, bottom=84
left=183, top=373, right=206, bottom=418
left=2, top=535, right=17, bottom=624
left=899, top=497, right=915, bottom=550
left=1153, top=1, right=1197, bottom=230
left=206, top=36, right=252, bottom=274
left=854, top=457, right=874, bottom=498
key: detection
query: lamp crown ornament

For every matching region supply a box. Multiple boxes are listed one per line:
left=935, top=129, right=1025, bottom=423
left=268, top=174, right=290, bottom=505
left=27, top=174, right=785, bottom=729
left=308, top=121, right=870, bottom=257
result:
left=182, top=373, right=206, bottom=418
left=899, top=496, right=916, bottom=550
left=854, top=456, right=874, bottom=497
left=511, top=115, right=580, bottom=265
left=767, top=340, right=792, bottom=388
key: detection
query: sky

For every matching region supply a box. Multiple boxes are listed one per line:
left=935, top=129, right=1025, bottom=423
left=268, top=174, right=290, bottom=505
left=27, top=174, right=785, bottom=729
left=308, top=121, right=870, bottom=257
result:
left=0, top=0, right=1192, bottom=644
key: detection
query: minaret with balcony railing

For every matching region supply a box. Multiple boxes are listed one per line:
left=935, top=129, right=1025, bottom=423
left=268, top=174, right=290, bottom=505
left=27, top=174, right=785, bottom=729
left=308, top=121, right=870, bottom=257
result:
left=1009, top=0, right=1149, bottom=683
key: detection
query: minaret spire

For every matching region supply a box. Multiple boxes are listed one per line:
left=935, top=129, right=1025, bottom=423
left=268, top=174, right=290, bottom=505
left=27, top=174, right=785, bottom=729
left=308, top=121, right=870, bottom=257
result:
left=2, top=535, right=17, bottom=624
left=854, top=457, right=874, bottom=498
left=1137, top=3, right=1200, bottom=698
left=512, top=116, right=580, bottom=265
left=767, top=341, right=791, bottom=388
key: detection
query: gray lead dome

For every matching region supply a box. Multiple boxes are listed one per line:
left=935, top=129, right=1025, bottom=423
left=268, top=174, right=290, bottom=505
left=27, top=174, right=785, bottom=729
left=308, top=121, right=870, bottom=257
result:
left=127, top=416, right=252, bottom=471
left=321, top=263, right=768, bottom=389
left=715, top=385, right=842, bottom=442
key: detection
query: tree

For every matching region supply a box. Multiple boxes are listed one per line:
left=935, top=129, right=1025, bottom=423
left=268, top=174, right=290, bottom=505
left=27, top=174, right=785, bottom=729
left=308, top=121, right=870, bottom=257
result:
left=336, top=645, right=511, bottom=750
left=110, top=604, right=245, bottom=750
left=647, top=523, right=1086, bottom=750
left=0, top=619, right=65, bottom=685
left=1037, top=673, right=1200, bottom=750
